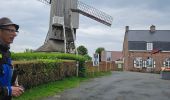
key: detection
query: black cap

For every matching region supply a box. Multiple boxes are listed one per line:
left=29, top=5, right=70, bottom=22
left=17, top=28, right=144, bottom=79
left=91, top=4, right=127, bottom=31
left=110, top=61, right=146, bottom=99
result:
left=0, top=17, right=19, bottom=30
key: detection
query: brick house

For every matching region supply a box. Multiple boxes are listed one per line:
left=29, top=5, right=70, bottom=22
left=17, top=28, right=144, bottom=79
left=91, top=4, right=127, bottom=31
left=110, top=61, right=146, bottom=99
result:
left=123, top=25, right=170, bottom=73
left=101, top=51, right=123, bottom=70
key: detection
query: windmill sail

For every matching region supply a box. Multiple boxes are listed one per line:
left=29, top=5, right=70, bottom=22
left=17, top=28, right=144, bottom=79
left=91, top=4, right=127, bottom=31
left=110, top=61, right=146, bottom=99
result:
left=37, top=0, right=51, bottom=4
left=72, top=1, right=113, bottom=26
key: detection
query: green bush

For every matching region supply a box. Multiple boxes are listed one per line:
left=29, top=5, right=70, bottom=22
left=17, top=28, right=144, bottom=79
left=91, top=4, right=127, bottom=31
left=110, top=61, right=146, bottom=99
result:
left=12, top=52, right=86, bottom=62
left=83, top=54, right=92, bottom=61
left=14, top=59, right=77, bottom=89
left=12, top=52, right=87, bottom=77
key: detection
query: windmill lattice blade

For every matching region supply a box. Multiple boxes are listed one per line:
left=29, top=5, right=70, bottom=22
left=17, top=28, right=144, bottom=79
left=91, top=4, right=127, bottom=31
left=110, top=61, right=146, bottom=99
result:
left=37, top=0, right=51, bottom=5
left=72, top=1, right=113, bottom=26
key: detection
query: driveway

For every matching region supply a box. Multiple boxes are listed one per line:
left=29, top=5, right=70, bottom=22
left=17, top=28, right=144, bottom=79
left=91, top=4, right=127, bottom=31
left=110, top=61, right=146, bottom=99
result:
left=43, top=71, right=170, bottom=100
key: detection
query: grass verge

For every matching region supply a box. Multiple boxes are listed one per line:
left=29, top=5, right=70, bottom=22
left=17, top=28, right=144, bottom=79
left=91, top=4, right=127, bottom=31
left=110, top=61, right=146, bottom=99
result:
left=13, top=71, right=112, bottom=100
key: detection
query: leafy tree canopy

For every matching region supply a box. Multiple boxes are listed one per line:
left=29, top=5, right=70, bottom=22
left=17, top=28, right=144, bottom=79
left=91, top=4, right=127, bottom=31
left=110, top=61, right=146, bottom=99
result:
left=95, top=47, right=105, bottom=62
left=77, top=45, right=88, bottom=56
left=95, top=47, right=105, bottom=54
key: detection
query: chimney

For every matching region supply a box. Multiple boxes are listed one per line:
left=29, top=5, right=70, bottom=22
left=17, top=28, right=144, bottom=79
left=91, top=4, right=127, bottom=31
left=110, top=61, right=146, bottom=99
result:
left=150, top=25, right=156, bottom=33
left=125, top=26, right=129, bottom=32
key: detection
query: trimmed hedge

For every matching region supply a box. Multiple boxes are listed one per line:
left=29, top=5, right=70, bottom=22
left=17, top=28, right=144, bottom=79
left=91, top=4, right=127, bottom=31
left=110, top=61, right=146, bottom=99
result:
left=12, top=52, right=87, bottom=77
left=11, top=53, right=113, bottom=89
left=11, top=52, right=86, bottom=62
left=13, top=59, right=77, bottom=89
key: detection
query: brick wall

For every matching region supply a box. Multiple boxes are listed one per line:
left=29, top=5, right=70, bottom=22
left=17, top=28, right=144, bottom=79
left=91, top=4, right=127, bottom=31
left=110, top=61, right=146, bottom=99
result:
left=124, top=51, right=170, bottom=73
left=123, top=33, right=129, bottom=71
left=85, top=61, right=115, bottom=73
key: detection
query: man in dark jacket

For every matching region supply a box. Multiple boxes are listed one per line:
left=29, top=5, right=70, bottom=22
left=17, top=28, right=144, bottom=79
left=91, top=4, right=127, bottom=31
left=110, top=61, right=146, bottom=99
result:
left=0, top=17, right=24, bottom=100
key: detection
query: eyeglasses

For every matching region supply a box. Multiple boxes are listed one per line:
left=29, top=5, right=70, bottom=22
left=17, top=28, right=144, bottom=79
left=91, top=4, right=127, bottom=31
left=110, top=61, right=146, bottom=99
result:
left=0, top=27, right=19, bottom=33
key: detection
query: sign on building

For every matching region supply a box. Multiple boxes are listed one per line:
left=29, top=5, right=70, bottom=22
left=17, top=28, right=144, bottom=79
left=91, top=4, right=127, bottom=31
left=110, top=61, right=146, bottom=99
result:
left=93, top=53, right=99, bottom=66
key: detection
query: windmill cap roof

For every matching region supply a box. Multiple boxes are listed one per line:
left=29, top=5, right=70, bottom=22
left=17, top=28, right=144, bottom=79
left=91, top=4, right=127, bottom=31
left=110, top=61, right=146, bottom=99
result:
left=0, top=17, right=19, bottom=30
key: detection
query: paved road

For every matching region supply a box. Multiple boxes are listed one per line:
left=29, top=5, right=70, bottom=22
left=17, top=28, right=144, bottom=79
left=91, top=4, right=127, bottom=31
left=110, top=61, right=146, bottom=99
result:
left=43, top=71, right=170, bottom=100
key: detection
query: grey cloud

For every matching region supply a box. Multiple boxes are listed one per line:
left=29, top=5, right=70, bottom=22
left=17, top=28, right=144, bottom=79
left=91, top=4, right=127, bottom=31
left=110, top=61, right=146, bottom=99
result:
left=0, top=0, right=49, bottom=51
left=80, top=0, right=170, bottom=11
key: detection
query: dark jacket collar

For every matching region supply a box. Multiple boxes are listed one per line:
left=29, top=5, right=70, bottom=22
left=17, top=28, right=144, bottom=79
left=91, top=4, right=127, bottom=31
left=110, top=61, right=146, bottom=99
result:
left=0, top=39, right=10, bottom=52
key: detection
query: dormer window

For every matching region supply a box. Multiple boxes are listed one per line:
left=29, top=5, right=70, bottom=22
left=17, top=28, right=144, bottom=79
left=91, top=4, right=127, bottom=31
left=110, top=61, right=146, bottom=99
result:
left=150, top=25, right=156, bottom=33
left=147, top=42, right=153, bottom=50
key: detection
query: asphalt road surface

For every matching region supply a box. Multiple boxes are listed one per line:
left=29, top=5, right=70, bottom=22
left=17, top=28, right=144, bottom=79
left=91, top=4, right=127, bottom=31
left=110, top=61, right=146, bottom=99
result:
left=43, top=71, right=170, bottom=100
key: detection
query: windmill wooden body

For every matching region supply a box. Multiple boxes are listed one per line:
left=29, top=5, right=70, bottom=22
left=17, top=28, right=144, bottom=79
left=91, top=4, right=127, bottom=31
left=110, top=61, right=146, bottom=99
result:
left=37, top=0, right=113, bottom=53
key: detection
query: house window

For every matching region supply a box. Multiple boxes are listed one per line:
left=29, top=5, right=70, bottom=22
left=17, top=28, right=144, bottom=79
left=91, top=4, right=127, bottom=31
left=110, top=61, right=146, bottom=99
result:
left=163, top=58, right=170, bottom=68
left=147, top=43, right=153, bottom=50
left=134, top=57, right=143, bottom=68
left=146, top=57, right=155, bottom=68
left=143, top=60, right=147, bottom=68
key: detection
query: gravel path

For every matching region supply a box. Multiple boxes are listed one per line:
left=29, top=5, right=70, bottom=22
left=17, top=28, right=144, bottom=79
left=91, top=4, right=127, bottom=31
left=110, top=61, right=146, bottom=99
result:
left=43, top=71, right=170, bottom=100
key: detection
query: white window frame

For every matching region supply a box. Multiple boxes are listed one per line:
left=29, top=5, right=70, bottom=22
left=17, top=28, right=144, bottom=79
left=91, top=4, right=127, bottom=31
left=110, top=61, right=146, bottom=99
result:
left=163, top=58, right=170, bottom=68
left=143, top=60, right=146, bottom=68
left=146, top=57, right=155, bottom=68
left=147, top=42, right=153, bottom=51
left=134, top=57, right=143, bottom=68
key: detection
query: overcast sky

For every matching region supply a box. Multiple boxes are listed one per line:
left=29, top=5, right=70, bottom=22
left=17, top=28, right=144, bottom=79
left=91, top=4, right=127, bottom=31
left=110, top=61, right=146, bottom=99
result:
left=0, top=0, right=170, bottom=56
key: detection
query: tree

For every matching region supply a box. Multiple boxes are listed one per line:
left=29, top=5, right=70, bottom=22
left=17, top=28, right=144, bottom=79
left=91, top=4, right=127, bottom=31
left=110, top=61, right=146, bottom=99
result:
left=95, top=47, right=105, bottom=62
left=24, top=48, right=34, bottom=53
left=83, top=54, right=92, bottom=61
left=77, top=45, right=88, bottom=55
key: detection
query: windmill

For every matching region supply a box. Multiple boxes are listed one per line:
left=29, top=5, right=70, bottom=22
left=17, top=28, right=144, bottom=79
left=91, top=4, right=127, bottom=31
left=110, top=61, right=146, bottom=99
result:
left=36, top=0, right=113, bottom=53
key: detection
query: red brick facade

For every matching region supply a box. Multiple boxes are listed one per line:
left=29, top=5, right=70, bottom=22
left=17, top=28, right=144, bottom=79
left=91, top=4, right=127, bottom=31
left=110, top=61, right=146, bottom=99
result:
left=123, top=50, right=170, bottom=73
left=85, top=61, right=115, bottom=72
left=123, top=26, right=170, bottom=73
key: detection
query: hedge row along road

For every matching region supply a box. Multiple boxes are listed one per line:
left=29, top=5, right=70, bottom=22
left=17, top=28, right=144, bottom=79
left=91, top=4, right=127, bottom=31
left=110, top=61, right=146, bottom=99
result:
left=43, top=71, right=170, bottom=100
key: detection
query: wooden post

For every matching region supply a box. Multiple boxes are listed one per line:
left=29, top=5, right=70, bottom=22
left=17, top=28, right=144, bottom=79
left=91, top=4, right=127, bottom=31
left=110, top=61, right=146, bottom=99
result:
left=110, top=61, right=111, bottom=71
left=106, top=61, right=107, bottom=72
left=98, top=62, right=100, bottom=72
